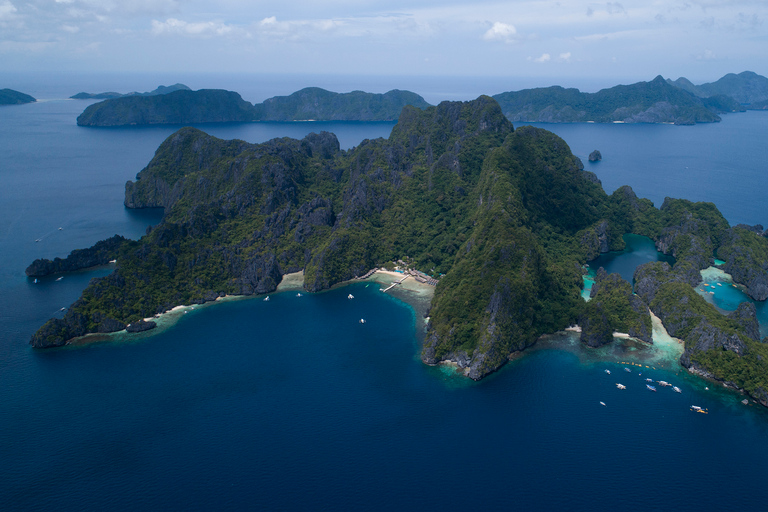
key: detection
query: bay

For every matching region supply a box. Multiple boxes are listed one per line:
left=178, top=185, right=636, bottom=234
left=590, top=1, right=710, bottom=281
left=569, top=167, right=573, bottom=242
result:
left=2, top=77, right=768, bottom=510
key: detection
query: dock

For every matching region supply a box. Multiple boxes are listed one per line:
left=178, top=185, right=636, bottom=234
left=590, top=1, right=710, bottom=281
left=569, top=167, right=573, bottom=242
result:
left=382, top=275, right=408, bottom=292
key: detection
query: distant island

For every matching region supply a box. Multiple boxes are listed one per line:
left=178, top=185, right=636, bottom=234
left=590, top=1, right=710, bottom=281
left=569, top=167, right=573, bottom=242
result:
left=0, top=88, right=36, bottom=105
left=71, top=83, right=191, bottom=100
left=75, top=71, right=768, bottom=127
left=76, top=87, right=431, bottom=126
left=667, top=71, right=768, bottom=108
left=493, top=75, right=724, bottom=124
left=32, top=96, right=768, bottom=407
left=77, top=89, right=258, bottom=126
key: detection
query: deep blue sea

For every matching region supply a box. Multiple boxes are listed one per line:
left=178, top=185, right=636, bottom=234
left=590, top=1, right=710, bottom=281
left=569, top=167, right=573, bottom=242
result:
left=2, top=76, right=768, bottom=510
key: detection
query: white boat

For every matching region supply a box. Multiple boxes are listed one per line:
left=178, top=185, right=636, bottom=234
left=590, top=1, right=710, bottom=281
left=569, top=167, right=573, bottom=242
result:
left=348, top=294, right=354, bottom=299
left=604, top=369, right=610, bottom=374
left=616, top=383, right=626, bottom=389
left=55, top=277, right=63, bottom=281
left=691, top=405, right=702, bottom=410
left=658, top=380, right=670, bottom=387
left=296, top=293, right=302, bottom=297
left=33, top=279, right=38, bottom=283
left=624, top=368, right=631, bottom=373
left=58, top=227, right=62, bottom=230
left=359, top=318, right=366, bottom=324
left=646, top=384, right=657, bottom=392
left=599, top=401, right=606, bottom=406
left=263, top=296, right=270, bottom=301
left=673, top=386, right=681, bottom=393
left=645, top=378, right=653, bottom=382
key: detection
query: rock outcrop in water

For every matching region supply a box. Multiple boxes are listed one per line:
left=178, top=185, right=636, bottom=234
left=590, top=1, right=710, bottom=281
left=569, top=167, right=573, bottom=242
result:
left=579, top=268, right=652, bottom=347
left=588, top=150, right=602, bottom=162
left=717, top=227, right=768, bottom=301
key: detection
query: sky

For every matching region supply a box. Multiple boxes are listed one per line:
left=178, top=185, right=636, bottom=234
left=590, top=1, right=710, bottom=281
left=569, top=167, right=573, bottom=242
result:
left=1, top=0, right=767, bottom=89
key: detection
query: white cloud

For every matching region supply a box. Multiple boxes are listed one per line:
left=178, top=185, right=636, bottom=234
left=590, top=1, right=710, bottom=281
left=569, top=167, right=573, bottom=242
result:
left=151, top=18, right=240, bottom=37
left=558, top=52, right=571, bottom=61
left=0, top=0, right=17, bottom=19
left=530, top=52, right=550, bottom=63
left=483, top=21, right=516, bottom=42
left=62, top=24, right=80, bottom=33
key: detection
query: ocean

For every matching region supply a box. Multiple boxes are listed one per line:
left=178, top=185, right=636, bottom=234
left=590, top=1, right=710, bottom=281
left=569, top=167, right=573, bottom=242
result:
left=2, top=76, right=768, bottom=510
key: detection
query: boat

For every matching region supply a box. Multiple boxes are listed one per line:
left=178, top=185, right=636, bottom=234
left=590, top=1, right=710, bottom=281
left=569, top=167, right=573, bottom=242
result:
left=599, top=401, right=606, bottom=406
left=59, top=307, right=66, bottom=311
left=645, top=378, right=653, bottom=382
left=296, top=293, right=302, bottom=297
left=624, top=368, right=631, bottom=373
left=35, top=239, right=41, bottom=242
left=263, top=296, right=270, bottom=302
left=646, top=384, right=656, bottom=391
left=33, top=279, right=37, bottom=284
left=742, top=399, right=749, bottom=405
left=673, top=386, right=681, bottom=393
left=616, top=383, right=626, bottom=389
left=55, top=277, right=63, bottom=281
left=604, top=369, right=610, bottom=374
left=691, top=405, right=702, bottom=410
left=348, top=294, right=354, bottom=299
left=359, top=318, right=366, bottom=324
left=58, top=227, right=62, bottom=230
left=658, top=380, right=671, bottom=386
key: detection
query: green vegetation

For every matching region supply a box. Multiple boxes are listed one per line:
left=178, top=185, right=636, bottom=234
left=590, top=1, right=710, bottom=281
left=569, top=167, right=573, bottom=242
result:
left=76, top=87, right=431, bottom=126
left=492, top=76, right=721, bottom=124
left=32, top=95, right=768, bottom=396
left=255, top=88, right=430, bottom=121
left=0, top=88, right=36, bottom=105
left=77, top=89, right=258, bottom=126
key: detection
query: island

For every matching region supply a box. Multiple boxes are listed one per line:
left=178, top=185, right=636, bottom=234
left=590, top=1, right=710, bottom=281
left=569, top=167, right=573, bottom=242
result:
left=0, top=88, right=36, bottom=105
left=32, top=96, right=768, bottom=406
left=76, top=87, right=432, bottom=126
left=77, top=89, right=258, bottom=126
left=71, top=83, right=191, bottom=100
left=492, top=75, right=722, bottom=124
left=668, top=71, right=768, bottom=109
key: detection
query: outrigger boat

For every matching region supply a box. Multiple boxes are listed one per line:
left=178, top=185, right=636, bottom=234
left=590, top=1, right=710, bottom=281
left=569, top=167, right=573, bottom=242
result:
left=646, top=384, right=657, bottom=392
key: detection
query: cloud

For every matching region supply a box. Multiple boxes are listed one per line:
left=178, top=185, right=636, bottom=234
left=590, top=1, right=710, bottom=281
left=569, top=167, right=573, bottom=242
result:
left=696, top=48, right=716, bottom=60
left=483, top=21, right=516, bottom=42
left=529, top=52, right=551, bottom=63
left=558, top=52, right=571, bottom=61
left=0, top=0, right=17, bottom=19
left=151, top=18, right=240, bottom=37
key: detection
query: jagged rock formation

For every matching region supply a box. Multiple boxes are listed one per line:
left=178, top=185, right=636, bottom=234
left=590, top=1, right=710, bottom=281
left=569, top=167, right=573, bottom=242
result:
left=633, top=261, right=768, bottom=406
left=25, top=235, right=129, bottom=277
left=717, top=227, right=768, bottom=300
left=588, top=150, right=602, bottom=162
left=29, top=95, right=768, bottom=399
left=579, top=268, right=652, bottom=347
